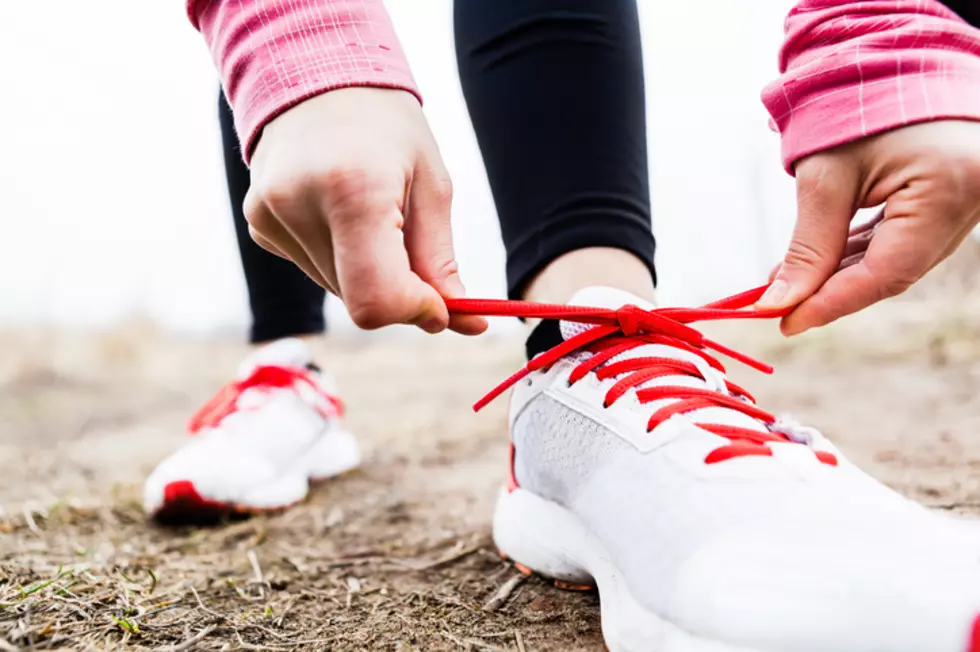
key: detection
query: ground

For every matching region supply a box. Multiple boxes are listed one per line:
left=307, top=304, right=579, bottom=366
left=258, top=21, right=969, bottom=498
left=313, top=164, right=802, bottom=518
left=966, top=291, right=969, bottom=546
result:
left=4, top=253, right=980, bottom=651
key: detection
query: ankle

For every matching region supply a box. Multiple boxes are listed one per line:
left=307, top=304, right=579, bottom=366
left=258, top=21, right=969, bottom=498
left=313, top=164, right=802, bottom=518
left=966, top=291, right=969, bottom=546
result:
left=251, top=333, right=322, bottom=349
left=523, top=247, right=656, bottom=305
left=522, top=248, right=657, bottom=330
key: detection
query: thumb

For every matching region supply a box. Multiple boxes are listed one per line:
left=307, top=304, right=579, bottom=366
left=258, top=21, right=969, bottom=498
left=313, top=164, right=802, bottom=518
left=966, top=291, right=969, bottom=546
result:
left=405, top=162, right=488, bottom=335
left=756, top=155, right=860, bottom=310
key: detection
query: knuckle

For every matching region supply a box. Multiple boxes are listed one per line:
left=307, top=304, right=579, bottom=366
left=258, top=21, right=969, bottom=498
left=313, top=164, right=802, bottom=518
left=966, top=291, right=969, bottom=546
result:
left=346, top=294, right=392, bottom=330
left=782, top=239, right=828, bottom=273
left=877, top=274, right=915, bottom=300
left=315, top=167, right=373, bottom=212
left=243, top=196, right=272, bottom=231
left=252, top=178, right=303, bottom=218
left=951, top=155, right=980, bottom=193
left=430, top=174, right=454, bottom=207
left=428, top=256, right=459, bottom=282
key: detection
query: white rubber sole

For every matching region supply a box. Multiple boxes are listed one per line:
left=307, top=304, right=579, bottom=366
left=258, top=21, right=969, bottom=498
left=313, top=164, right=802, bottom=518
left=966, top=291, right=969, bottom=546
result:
left=492, top=487, right=767, bottom=652
left=150, top=428, right=361, bottom=521
left=232, top=426, right=362, bottom=508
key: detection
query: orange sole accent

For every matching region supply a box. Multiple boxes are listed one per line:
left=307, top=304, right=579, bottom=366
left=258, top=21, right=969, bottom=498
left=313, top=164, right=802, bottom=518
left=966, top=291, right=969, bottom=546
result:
left=497, top=548, right=596, bottom=592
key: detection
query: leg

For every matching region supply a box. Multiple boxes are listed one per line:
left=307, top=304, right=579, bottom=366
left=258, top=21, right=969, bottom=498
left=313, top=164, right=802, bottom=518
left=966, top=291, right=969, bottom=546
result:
left=942, top=0, right=980, bottom=27
left=219, top=90, right=327, bottom=344
left=455, top=0, right=655, bottom=307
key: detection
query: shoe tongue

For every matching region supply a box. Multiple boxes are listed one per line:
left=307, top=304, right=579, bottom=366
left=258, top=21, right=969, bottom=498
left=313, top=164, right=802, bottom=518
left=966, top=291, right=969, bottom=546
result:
left=560, top=286, right=768, bottom=435
left=236, top=338, right=313, bottom=379
left=560, top=286, right=655, bottom=341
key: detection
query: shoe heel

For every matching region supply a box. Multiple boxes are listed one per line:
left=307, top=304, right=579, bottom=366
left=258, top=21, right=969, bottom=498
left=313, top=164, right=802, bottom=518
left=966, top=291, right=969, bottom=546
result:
left=492, top=487, right=595, bottom=588
left=305, top=428, right=361, bottom=481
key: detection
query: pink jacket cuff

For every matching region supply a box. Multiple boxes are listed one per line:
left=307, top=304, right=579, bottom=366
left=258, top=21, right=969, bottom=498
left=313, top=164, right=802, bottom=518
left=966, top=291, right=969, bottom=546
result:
left=763, top=1, right=980, bottom=174
left=188, top=0, right=420, bottom=164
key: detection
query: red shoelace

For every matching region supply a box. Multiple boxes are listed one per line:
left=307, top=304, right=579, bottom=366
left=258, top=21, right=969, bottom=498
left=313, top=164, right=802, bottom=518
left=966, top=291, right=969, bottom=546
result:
left=188, top=365, right=344, bottom=434
left=447, top=284, right=837, bottom=466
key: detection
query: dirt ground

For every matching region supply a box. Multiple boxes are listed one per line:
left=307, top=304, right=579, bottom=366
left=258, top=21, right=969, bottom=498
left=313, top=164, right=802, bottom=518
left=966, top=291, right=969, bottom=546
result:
left=5, top=252, right=980, bottom=651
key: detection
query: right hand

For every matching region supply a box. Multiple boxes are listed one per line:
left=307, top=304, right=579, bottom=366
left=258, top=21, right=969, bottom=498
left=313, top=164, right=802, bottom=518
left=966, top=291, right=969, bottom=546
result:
left=245, top=87, right=487, bottom=336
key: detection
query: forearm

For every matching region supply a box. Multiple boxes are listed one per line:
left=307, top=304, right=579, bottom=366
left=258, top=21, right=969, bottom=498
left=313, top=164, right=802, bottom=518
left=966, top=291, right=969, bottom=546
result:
left=763, top=0, right=980, bottom=173
left=186, top=0, right=420, bottom=163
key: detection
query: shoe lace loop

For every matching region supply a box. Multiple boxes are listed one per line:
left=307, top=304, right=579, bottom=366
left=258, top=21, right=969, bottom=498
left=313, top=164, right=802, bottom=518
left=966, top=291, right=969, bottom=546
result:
left=188, top=365, right=344, bottom=434
left=447, top=284, right=836, bottom=466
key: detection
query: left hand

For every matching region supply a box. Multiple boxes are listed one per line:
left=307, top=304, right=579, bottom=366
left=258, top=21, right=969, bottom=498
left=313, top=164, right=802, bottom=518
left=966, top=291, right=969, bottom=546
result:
left=756, top=120, right=980, bottom=335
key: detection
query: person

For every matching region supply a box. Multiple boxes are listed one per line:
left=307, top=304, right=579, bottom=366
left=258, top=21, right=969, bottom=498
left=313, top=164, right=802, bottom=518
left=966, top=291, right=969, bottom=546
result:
left=168, top=0, right=980, bottom=648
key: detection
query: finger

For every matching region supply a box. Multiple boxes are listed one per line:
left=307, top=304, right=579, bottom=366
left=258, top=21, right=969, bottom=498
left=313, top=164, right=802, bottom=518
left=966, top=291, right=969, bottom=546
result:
left=244, top=191, right=336, bottom=293
left=842, top=226, right=874, bottom=260
left=252, top=185, right=344, bottom=295
left=330, top=201, right=448, bottom=332
left=847, top=208, right=885, bottom=237
left=253, top=224, right=341, bottom=296
left=780, top=213, right=952, bottom=334
left=405, top=161, right=487, bottom=336
left=767, top=262, right=781, bottom=283
left=249, top=226, right=287, bottom=259
left=756, top=156, right=861, bottom=310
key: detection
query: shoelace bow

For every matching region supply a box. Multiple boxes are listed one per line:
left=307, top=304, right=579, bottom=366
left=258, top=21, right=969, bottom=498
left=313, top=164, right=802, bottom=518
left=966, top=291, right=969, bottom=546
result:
left=446, top=284, right=837, bottom=466
left=188, top=365, right=344, bottom=434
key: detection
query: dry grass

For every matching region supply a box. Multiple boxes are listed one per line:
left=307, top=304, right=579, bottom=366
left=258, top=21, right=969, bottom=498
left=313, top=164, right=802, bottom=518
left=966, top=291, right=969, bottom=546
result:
left=4, top=243, right=980, bottom=650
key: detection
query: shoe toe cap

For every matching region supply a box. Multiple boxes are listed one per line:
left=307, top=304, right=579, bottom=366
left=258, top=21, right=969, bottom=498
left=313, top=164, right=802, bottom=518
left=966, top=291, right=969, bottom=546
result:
left=667, top=528, right=980, bottom=652
left=143, top=442, right=276, bottom=515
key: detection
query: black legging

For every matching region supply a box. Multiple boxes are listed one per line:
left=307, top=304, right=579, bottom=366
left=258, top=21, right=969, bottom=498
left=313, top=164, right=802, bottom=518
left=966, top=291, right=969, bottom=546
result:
left=221, top=0, right=977, bottom=343
left=219, top=93, right=326, bottom=344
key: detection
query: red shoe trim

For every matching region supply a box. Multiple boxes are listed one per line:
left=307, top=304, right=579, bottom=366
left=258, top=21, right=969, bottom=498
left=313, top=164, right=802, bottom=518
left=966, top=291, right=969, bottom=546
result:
left=553, top=579, right=595, bottom=592
left=814, top=450, right=839, bottom=466
left=968, top=613, right=980, bottom=652
left=153, top=480, right=303, bottom=524
left=513, top=562, right=533, bottom=577
left=704, top=442, right=773, bottom=465
left=507, top=443, right=519, bottom=493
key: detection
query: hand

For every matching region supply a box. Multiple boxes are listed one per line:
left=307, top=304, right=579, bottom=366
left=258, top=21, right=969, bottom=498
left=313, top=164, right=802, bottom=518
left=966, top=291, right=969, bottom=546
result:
left=757, top=120, right=980, bottom=335
left=244, top=88, right=487, bottom=336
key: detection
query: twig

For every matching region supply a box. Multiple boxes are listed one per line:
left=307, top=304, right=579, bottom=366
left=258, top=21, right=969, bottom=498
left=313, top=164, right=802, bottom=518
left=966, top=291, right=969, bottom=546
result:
left=515, top=630, right=526, bottom=652
left=482, top=574, right=526, bottom=612
left=167, top=624, right=215, bottom=652
left=21, top=508, right=40, bottom=536
left=439, top=630, right=505, bottom=651
left=246, top=550, right=263, bottom=585
left=189, top=586, right=225, bottom=622
left=273, top=597, right=296, bottom=628
left=0, top=638, right=21, bottom=652
left=392, top=541, right=485, bottom=572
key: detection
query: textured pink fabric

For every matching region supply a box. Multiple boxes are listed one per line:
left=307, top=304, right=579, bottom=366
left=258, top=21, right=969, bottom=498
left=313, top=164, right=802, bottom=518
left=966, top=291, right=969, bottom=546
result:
left=188, top=0, right=419, bottom=162
left=190, top=1, right=980, bottom=172
left=763, top=1, right=980, bottom=173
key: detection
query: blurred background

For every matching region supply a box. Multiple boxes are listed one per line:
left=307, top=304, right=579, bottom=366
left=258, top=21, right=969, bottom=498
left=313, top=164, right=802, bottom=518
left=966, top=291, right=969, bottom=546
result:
left=6, top=4, right=980, bottom=650
left=0, top=0, right=800, bottom=336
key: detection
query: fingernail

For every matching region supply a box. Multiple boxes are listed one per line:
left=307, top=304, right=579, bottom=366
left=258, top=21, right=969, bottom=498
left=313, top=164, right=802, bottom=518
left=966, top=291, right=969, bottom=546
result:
left=757, top=279, right=788, bottom=308
left=419, top=318, right=444, bottom=334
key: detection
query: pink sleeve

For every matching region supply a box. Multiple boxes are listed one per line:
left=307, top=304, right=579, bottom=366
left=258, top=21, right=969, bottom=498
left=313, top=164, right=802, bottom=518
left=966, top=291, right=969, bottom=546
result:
left=187, top=0, right=420, bottom=163
left=762, top=0, right=980, bottom=174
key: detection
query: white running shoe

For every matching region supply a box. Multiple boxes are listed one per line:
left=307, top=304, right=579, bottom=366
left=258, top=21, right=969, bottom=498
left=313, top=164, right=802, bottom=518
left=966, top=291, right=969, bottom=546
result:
left=144, top=338, right=359, bottom=522
left=451, top=286, right=980, bottom=652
